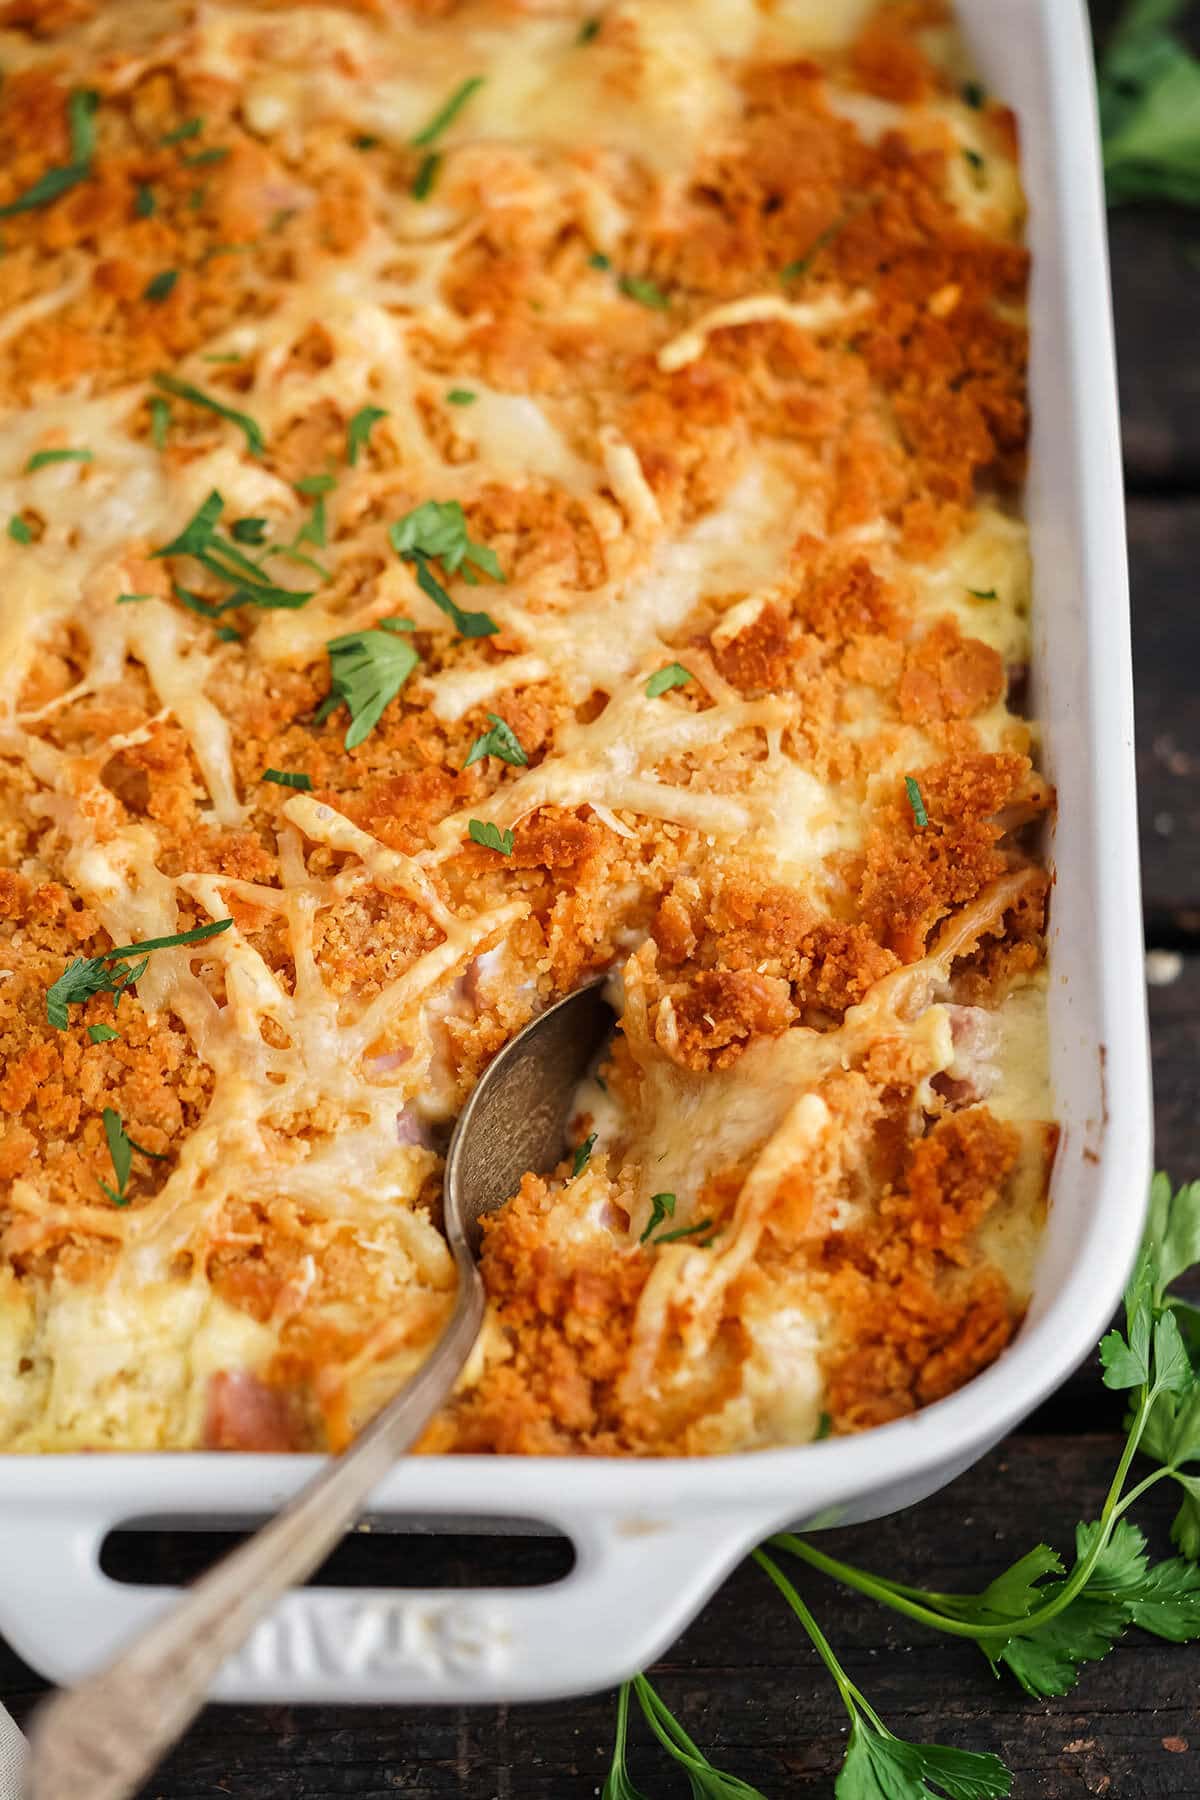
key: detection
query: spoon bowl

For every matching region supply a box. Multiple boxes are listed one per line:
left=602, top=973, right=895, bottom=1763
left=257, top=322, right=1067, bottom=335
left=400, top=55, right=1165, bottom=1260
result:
left=27, top=977, right=617, bottom=1800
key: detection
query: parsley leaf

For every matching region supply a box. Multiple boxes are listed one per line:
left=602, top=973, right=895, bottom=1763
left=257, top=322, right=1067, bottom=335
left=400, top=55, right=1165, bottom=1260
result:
left=0, top=88, right=97, bottom=219
left=152, top=374, right=265, bottom=458
left=411, top=77, right=485, bottom=148
left=99, top=1108, right=167, bottom=1206
left=45, top=919, right=234, bottom=1029
left=905, top=776, right=929, bottom=829
left=390, top=500, right=503, bottom=637
left=262, top=769, right=312, bottom=790
left=320, top=617, right=419, bottom=750
left=143, top=269, right=178, bottom=303
left=87, top=1024, right=120, bottom=1044
left=468, top=819, right=515, bottom=856
left=134, top=183, right=156, bottom=219
left=412, top=152, right=441, bottom=201
left=1100, top=0, right=1200, bottom=206
left=230, top=517, right=268, bottom=546
left=837, top=1720, right=1012, bottom=1799
left=347, top=405, right=388, bottom=466
left=645, top=662, right=693, bottom=698
left=446, top=388, right=477, bottom=405
left=655, top=1216, right=715, bottom=1245
left=7, top=516, right=31, bottom=544
left=967, top=586, right=998, bottom=601
left=150, top=395, right=171, bottom=450
left=619, top=274, right=670, bottom=309
left=26, top=448, right=92, bottom=473
left=162, top=117, right=203, bottom=145
left=639, top=1192, right=675, bottom=1242
left=464, top=713, right=527, bottom=769
left=571, top=1133, right=597, bottom=1177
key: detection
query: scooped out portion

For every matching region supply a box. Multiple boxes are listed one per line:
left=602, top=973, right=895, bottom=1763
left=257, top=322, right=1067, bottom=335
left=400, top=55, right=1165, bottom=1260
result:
left=0, top=0, right=1053, bottom=1454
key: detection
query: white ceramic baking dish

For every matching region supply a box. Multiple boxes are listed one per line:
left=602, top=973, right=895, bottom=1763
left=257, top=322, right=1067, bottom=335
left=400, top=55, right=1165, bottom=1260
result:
left=0, top=0, right=1150, bottom=1705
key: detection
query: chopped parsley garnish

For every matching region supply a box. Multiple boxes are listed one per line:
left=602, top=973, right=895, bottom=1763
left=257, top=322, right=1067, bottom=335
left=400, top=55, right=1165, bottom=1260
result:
left=134, top=184, right=157, bottom=219
left=183, top=146, right=230, bottom=168
left=230, top=517, right=268, bottom=545
left=0, top=87, right=97, bottom=219
left=87, top=1024, right=120, bottom=1045
left=346, top=405, right=388, bottom=466
left=318, top=617, right=419, bottom=750
left=578, top=17, right=602, bottom=43
left=410, top=76, right=485, bottom=149
left=151, top=374, right=265, bottom=458
left=412, top=152, right=441, bottom=201
left=905, top=776, right=929, bottom=829
left=46, top=919, right=234, bottom=1030
left=645, top=662, right=693, bottom=698
left=654, top=1216, right=715, bottom=1245
left=116, top=593, right=154, bottom=604
left=154, top=489, right=313, bottom=612
left=353, top=134, right=380, bottom=150
left=468, top=819, right=515, bottom=856
left=389, top=499, right=504, bottom=638
left=98, top=1107, right=167, bottom=1207
left=162, top=117, right=204, bottom=145
left=639, top=1192, right=676, bottom=1243
left=968, top=586, right=998, bottom=601
left=464, top=713, right=528, bottom=769
left=203, top=352, right=242, bottom=365
left=964, top=146, right=986, bottom=173
left=295, top=473, right=334, bottom=550
left=262, top=768, right=313, bottom=790
left=780, top=218, right=845, bottom=284
left=618, top=273, right=670, bottom=310
left=1099, top=0, right=1200, bottom=206
left=571, top=1132, right=598, bottom=1177
left=446, top=388, right=477, bottom=405
left=814, top=1411, right=833, bottom=1441
left=26, top=448, right=92, bottom=473
left=963, top=80, right=987, bottom=109
left=587, top=251, right=611, bottom=270
left=7, top=516, right=31, bottom=544
left=215, top=624, right=241, bottom=643
left=150, top=395, right=171, bottom=450
left=143, top=269, right=178, bottom=304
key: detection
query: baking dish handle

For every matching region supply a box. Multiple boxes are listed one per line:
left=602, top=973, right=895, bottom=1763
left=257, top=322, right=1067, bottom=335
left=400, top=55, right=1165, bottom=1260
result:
left=0, top=1499, right=783, bottom=1708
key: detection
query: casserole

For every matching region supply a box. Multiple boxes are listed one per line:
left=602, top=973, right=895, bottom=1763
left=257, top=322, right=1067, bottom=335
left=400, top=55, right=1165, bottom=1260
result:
left=0, top=0, right=1150, bottom=1704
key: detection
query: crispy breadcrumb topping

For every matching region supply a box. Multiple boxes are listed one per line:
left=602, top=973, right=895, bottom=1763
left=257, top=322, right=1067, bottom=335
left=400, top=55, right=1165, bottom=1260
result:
left=0, top=0, right=1054, bottom=1455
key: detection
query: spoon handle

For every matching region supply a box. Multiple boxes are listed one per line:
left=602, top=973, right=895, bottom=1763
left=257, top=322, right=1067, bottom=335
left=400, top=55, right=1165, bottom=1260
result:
left=26, top=1259, right=485, bottom=1800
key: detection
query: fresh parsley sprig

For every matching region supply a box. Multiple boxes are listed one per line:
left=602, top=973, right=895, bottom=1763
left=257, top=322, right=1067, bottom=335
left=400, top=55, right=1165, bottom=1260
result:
left=390, top=499, right=504, bottom=637
left=605, top=1675, right=768, bottom=1800
left=318, top=617, right=419, bottom=750
left=46, top=919, right=234, bottom=1030
left=1099, top=0, right=1200, bottom=206
left=612, top=1175, right=1200, bottom=1795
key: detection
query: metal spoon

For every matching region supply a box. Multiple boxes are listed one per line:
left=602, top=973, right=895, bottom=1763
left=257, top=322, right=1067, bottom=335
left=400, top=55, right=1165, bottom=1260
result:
left=26, top=978, right=615, bottom=1800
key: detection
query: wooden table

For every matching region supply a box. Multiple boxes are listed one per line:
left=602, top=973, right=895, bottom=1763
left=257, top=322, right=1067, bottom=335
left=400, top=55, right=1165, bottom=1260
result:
left=7, top=11, right=1199, bottom=1792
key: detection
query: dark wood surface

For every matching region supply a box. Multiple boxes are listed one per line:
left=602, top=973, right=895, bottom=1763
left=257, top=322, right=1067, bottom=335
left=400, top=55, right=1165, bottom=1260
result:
left=7, top=13, right=1200, bottom=1795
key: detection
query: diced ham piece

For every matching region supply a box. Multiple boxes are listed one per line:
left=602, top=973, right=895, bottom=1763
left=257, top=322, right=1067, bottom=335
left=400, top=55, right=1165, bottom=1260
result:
left=204, top=1370, right=297, bottom=1452
left=395, top=1103, right=435, bottom=1148
left=932, top=1005, right=1001, bottom=1108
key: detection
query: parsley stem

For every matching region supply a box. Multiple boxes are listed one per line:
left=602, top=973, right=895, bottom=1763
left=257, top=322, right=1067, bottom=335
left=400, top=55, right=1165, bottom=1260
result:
left=770, top=1536, right=988, bottom=1642
left=775, top=1379, right=1162, bottom=1648
left=1113, top=1464, right=1175, bottom=1513
left=752, top=1550, right=866, bottom=1721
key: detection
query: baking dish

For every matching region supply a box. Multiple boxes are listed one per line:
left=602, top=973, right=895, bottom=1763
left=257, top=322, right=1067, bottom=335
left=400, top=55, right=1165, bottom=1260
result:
left=0, top=0, right=1150, bottom=1704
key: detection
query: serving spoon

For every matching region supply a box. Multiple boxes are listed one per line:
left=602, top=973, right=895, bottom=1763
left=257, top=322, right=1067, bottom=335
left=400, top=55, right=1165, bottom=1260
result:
left=26, top=978, right=615, bottom=1800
